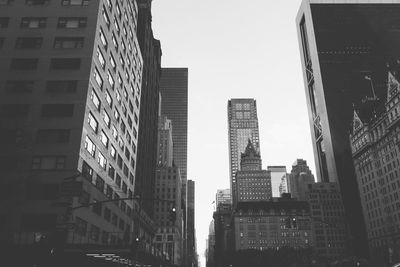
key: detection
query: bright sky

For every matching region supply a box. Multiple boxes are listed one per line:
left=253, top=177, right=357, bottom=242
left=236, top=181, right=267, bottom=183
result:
left=152, top=0, right=313, bottom=266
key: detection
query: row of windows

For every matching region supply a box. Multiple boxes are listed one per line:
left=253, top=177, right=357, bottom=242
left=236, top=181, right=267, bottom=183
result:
left=2, top=80, right=78, bottom=94
left=0, top=37, right=84, bottom=49
left=0, top=104, right=74, bottom=118
left=9, top=58, right=81, bottom=70
left=0, top=0, right=89, bottom=6
left=0, top=17, right=88, bottom=29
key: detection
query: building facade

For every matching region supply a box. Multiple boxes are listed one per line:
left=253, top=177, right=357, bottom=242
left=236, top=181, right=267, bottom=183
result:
left=157, top=115, right=173, bottom=167
left=350, top=70, right=400, bottom=264
left=233, top=199, right=313, bottom=251
left=288, top=159, right=315, bottom=200
left=135, top=0, right=162, bottom=217
left=187, top=179, right=197, bottom=267
left=235, top=140, right=272, bottom=205
left=279, top=174, right=288, bottom=196
left=268, top=166, right=287, bottom=198
left=295, top=0, right=400, bottom=257
left=0, top=0, right=160, bottom=265
left=228, top=98, right=260, bottom=204
left=216, top=189, right=231, bottom=207
left=307, top=183, right=348, bottom=263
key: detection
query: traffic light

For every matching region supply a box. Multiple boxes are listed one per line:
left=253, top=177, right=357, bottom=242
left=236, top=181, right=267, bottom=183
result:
left=168, top=207, right=177, bottom=223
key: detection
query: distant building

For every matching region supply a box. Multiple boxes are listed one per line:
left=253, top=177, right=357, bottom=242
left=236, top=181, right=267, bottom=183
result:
left=228, top=99, right=260, bottom=204
left=288, top=159, right=315, bottom=200
left=135, top=0, right=162, bottom=217
left=154, top=166, right=183, bottom=265
left=233, top=197, right=313, bottom=251
left=216, top=189, right=231, bottom=207
left=213, top=203, right=233, bottom=267
left=187, top=179, right=197, bottom=267
left=350, top=70, right=400, bottom=263
left=307, top=183, right=348, bottom=262
left=157, top=116, right=173, bottom=167
left=268, top=166, right=287, bottom=197
left=279, top=174, right=289, bottom=196
left=235, top=140, right=272, bottom=205
left=206, top=220, right=215, bottom=267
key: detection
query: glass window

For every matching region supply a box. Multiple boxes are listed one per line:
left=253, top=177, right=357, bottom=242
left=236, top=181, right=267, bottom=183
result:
left=94, top=68, right=103, bottom=88
left=100, top=131, right=109, bottom=147
left=84, top=136, right=96, bottom=157
left=107, top=70, right=114, bottom=87
left=97, top=152, right=107, bottom=169
left=99, top=28, right=108, bottom=48
left=103, top=111, right=110, bottom=127
left=105, top=90, right=112, bottom=107
left=96, top=47, right=105, bottom=69
left=90, top=89, right=101, bottom=110
left=88, top=112, right=98, bottom=132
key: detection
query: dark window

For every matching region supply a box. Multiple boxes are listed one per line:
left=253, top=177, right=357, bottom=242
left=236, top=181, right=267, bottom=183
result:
left=92, top=199, right=102, bottom=216
left=31, top=156, right=66, bottom=170
left=20, top=213, right=57, bottom=231
left=106, top=185, right=113, bottom=199
left=61, top=0, right=89, bottom=6
left=46, top=80, right=77, bottom=93
left=82, top=160, right=93, bottom=182
left=10, top=58, right=38, bottom=70
left=104, top=207, right=111, bottom=221
left=115, top=174, right=121, bottom=187
left=54, top=37, right=84, bottom=49
left=108, top=164, right=115, bottom=179
left=79, top=190, right=90, bottom=205
left=111, top=213, right=117, bottom=226
left=4, top=80, right=34, bottom=94
left=35, top=129, right=70, bottom=143
left=95, top=175, right=105, bottom=192
left=25, top=0, right=49, bottom=5
left=0, top=104, right=29, bottom=118
left=50, top=58, right=81, bottom=70
left=15, top=37, right=43, bottom=49
left=20, top=17, right=47, bottom=28
left=41, top=104, right=74, bottom=117
left=122, top=182, right=127, bottom=194
left=58, top=17, right=87, bottom=28
left=117, top=154, right=122, bottom=169
left=75, top=216, right=87, bottom=236
left=0, top=17, right=9, bottom=28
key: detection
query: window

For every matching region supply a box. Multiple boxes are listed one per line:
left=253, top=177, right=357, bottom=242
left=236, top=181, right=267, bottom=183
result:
left=15, top=37, right=43, bottom=49
left=114, top=108, right=120, bottom=122
left=10, top=58, right=38, bottom=70
left=109, top=53, right=116, bottom=70
left=75, top=217, right=87, bottom=236
left=84, top=136, right=96, bottom=157
left=108, top=164, right=115, bottom=179
left=97, top=152, right=107, bottom=169
left=115, top=174, right=121, bottom=187
left=0, top=17, right=8, bottom=28
left=50, top=58, right=81, bottom=70
left=25, top=0, right=49, bottom=5
left=62, top=0, right=89, bottom=6
left=46, top=80, right=77, bottom=93
left=5, top=80, right=34, bottom=94
left=58, top=17, right=87, bottom=28
left=95, top=175, right=105, bottom=192
left=111, top=32, right=118, bottom=50
left=110, top=145, right=116, bottom=159
left=107, top=70, right=114, bottom=87
left=88, top=112, right=98, bottom=132
left=90, top=89, right=101, bottom=110
left=20, top=17, right=46, bottom=28
left=100, top=131, right=109, bottom=147
left=99, top=28, right=108, bottom=48
left=96, top=47, right=105, bottom=68
left=105, top=90, right=113, bottom=107
left=112, top=125, right=118, bottom=140
left=82, top=160, right=93, bottom=181
left=93, top=68, right=103, bottom=88
left=36, top=129, right=70, bottom=143
left=31, top=156, right=66, bottom=169
left=54, top=37, right=84, bottom=49
left=41, top=104, right=74, bottom=117
left=103, top=111, right=111, bottom=127
left=114, top=16, right=120, bottom=34
left=104, top=208, right=111, bottom=221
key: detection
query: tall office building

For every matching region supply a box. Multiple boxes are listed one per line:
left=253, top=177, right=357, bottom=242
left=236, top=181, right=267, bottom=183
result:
left=350, top=69, right=400, bottom=265
left=135, top=0, right=162, bottom=217
left=0, top=1, right=157, bottom=265
left=235, top=140, right=272, bottom=205
left=296, top=0, right=400, bottom=257
left=187, top=179, right=197, bottom=267
left=216, top=189, right=231, bottom=207
left=267, top=166, right=287, bottom=197
left=159, top=68, right=188, bottom=187
left=228, top=98, right=260, bottom=204
left=287, top=159, right=315, bottom=200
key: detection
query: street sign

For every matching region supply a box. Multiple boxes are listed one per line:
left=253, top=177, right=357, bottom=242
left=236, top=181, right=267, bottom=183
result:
left=60, top=181, right=82, bottom=197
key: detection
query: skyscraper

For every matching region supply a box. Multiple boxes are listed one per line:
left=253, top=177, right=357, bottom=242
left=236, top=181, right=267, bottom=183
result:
left=296, top=0, right=400, bottom=257
left=235, top=140, right=272, bottom=205
left=135, top=0, right=162, bottom=217
left=228, top=98, right=260, bottom=203
left=0, top=0, right=154, bottom=265
left=287, top=159, right=315, bottom=200
left=267, top=166, right=287, bottom=198
left=159, top=68, right=189, bottom=186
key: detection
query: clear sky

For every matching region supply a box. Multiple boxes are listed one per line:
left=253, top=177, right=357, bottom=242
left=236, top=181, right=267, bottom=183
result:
left=152, top=0, right=312, bottom=266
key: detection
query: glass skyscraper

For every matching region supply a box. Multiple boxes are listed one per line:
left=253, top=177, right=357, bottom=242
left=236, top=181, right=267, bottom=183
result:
left=227, top=98, right=260, bottom=203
